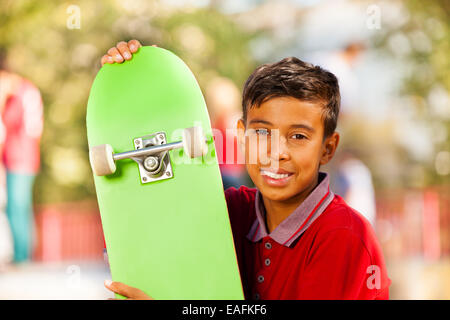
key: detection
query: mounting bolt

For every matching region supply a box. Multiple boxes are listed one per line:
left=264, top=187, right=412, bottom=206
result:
left=144, top=156, right=159, bottom=172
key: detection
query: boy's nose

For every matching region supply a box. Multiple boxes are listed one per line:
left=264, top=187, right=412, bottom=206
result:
left=268, top=132, right=290, bottom=162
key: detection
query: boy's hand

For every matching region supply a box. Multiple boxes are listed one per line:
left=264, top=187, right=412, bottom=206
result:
left=101, top=40, right=143, bottom=66
left=104, top=280, right=154, bottom=300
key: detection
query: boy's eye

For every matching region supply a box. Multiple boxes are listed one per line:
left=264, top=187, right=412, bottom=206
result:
left=290, top=133, right=306, bottom=140
left=255, top=129, right=270, bottom=136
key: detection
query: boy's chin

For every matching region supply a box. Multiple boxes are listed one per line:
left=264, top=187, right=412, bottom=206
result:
left=257, top=186, right=298, bottom=202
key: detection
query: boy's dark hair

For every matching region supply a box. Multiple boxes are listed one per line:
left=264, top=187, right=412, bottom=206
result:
left=242, top=57, right=340, bottom=138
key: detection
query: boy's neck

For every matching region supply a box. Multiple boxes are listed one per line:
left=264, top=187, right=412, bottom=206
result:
left=262, top=173, right=319, bottom=234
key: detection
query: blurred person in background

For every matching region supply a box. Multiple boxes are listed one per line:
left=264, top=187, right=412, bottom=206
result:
left=0, top=49, right=15, bottom=269
left=0, top=48, right=43, bottom=264
left=330, top=149, right=376, bottom=226
left=311, top=42, right=366, bottom=115
left=312, top=42, right=377, bottom=226
left=206, top=77, right=250, bottom=189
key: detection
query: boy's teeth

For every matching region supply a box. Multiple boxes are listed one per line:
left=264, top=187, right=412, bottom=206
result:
left=261, top=170, right=290, bottom=179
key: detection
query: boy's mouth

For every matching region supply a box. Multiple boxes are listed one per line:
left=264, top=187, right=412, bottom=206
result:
left=260, top=168, right=294, bottom=186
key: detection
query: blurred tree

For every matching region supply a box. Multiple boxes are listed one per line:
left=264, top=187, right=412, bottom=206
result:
left=0, top=0, right=256, bottom=204
left=374, top=0, right=450, bottom=186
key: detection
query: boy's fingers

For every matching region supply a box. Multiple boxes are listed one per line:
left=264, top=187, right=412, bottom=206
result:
left=107, top=47, right=124, bottom=63
left=105, top=280, right=135, bottom=298
left=128, top=39, right=142, bottom=53
left=116, top=41, right=132, bottom=60
left=101, top=55, right=113, bottom=66
left=102, top=40, right=142, bottom=66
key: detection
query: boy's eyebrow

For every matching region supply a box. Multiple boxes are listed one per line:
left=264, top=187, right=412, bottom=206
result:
left=249, top=119, right=315, bottom=132
left=290, top=124, right=315, bottom=132
left=248, top=119, right=273, bottom=126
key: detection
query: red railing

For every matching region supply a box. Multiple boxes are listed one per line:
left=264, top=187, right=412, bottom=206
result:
left=375, top=185, right=450, bottom=261
left=32, top=201, right=104, bottom=262
left=30, top=185, right=450, bottom=262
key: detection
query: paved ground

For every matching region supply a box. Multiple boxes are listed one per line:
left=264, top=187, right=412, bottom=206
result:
left=387, top=257, right=450, bottom=299
left=0, top=261, right=112, bottom=300
left=1, top=258, right=449, bottom=299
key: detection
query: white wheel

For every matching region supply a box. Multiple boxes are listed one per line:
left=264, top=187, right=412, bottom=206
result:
left=89, top=144, right=116, bottom=176
left=182, top=126, right=207, bottom=158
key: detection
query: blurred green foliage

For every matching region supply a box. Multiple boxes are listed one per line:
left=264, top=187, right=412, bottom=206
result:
left=0, top=0, right=256, bottom=204
left=374, top=0, right=450, bottom=187
left=0, top=0, right=447, bottom=205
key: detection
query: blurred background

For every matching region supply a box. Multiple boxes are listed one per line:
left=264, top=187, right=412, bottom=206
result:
left=0, top=0, right=448, bottom=299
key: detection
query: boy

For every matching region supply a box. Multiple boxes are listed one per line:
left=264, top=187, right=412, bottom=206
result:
left=101, top=40, right=391, bottom=300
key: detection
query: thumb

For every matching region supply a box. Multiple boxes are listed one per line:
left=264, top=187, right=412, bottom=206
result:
left=104, top=280, right=153, bottom=300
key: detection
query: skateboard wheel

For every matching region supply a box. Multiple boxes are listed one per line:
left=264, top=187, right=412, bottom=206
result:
left=182, top=126, right=207, bottom=158
left=89, top=144, right=116, bottom=176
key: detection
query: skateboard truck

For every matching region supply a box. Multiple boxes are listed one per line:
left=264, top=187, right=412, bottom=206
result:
left=132, top=133, right=172, bottom=184
left=89, top=126, right=208, bottom=184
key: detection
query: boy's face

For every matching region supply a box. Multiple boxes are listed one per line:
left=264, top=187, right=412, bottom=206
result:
left=237, top=96, right=339, bottom=202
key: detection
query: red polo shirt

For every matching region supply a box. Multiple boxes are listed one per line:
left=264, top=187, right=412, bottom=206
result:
left=225, top=172, right=391, bottom=300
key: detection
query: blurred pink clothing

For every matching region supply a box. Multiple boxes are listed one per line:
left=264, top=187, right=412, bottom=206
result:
left=213, top=115, right=245, bottom=177
left=2, top=78, right=43, bottom=174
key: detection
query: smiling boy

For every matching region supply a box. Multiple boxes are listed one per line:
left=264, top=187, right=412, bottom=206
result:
left=101, top=40, right=390, bottom=300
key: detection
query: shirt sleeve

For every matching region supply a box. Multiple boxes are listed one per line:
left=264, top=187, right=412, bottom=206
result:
left=298, top=228, right=381, bottom=299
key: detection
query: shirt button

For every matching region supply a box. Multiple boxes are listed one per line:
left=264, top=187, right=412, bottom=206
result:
left=258, top=275, right=264, bottom=283
left=265, top=258, right=271, bottom=266
left=254, top=293, right=260, bottom=300
left=265, top=242, right=272, bottom=249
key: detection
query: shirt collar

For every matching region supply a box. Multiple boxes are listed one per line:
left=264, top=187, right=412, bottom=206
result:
left=246, top=172, right=335, bottom=247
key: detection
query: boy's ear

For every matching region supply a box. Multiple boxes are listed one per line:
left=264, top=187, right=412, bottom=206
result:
left=320, top=132, right=339, bottom=165
left=236, top=119, right=246, bottom=152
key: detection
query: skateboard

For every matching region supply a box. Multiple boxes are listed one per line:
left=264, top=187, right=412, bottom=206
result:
left=86, top=46, right=244, bottom=299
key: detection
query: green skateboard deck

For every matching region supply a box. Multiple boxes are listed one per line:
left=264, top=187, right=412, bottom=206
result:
left=86, top=46, right=244, bottom=299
